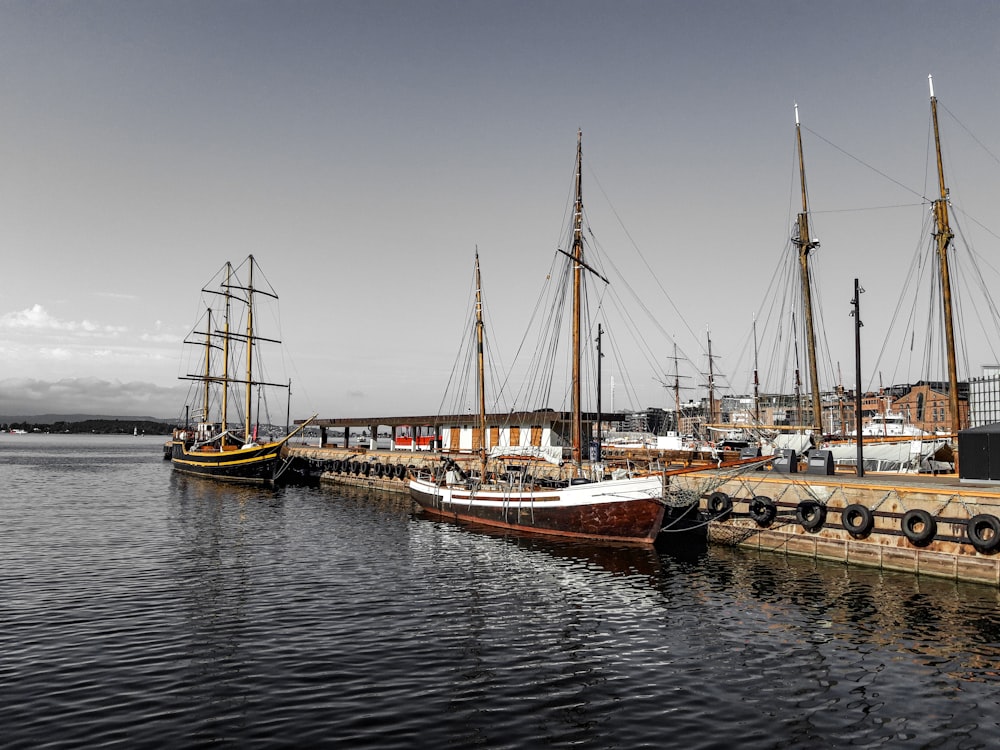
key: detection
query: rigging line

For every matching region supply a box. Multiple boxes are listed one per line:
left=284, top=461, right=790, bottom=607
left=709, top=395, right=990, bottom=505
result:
left=585, top=161, right=704, bottom=352
left=939, top=101, right=1000, bottom=167
left=951, top=203, right=1000, bottom=245
left=810, top=202, right=925, bottom=214
left=587, top=225, right=701, bottom=365
left=802, top=124, right=926, bottom=201
left=867, top=216, right=933, bottom=391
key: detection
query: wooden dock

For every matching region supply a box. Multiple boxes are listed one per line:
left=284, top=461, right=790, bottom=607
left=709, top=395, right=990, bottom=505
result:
left=670, top=468, right=1000, bottom=586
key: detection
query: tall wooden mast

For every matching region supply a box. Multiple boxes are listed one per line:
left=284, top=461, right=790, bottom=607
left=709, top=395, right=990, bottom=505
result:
left=201, top=307, right=212, bottom=424
left=706, top=327, right=717, bottom=429
left=220, top=263, right=232, bottom=441
left=793, top=104, right=824, bottom=435
left=571, top=129, right=584, bottom=465
left=929, top=75, right=962, bottom=441
left=474, top=249, right=488, bottom=474
left=244, top=255, right=256, bottom=442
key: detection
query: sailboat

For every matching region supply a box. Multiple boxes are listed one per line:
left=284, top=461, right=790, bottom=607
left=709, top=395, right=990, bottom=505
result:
left=170, top=255, right=313, bottom=485
left=407, top=133, right=667, bottom=544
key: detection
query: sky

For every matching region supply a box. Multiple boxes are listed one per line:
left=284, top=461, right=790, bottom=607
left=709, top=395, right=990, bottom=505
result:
left=1, top=1, right=999, bottom=421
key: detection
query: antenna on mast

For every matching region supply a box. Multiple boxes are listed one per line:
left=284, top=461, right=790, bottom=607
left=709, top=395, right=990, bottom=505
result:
left=928, top=73, right=934, bottom=99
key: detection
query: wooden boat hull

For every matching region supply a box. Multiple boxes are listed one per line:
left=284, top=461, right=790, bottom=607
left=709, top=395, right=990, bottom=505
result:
left=170, top=441, right=286, bottom=485
left=408, top=475, right=666, bottom=544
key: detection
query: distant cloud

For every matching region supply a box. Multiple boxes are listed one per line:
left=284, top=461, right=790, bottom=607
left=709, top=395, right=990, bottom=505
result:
left=0, top=304, right=126, bottom=334
left=0, top=377, right=188, bottom=419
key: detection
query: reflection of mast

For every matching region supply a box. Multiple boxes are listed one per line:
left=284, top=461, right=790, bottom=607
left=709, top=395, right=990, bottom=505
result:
left=929, top=75, right=962, bottom=442
left=793, top=104, right=823, bottom=434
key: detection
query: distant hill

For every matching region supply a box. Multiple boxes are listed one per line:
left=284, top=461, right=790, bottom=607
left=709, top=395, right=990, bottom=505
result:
left=0, top=413, right=174, bottom=424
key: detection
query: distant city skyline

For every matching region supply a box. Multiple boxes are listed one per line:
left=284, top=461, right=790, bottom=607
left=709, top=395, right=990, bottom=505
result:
left=2, top=1, right=999, bottom=419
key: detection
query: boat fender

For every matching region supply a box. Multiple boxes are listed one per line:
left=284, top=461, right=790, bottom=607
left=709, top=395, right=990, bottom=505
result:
left=374, top=462, right=384, bottom=476
left=362, top=462, right=372, bottom=476
left=352, top=461, right=362, bottom=475
left=840, top=504, right=875, bottom=539
left=395, top=463, right=406, bottom=479
left=331, top=459, right=342, bottom=473
left=748, top=496, right=777, bottom=527
left=966, top=514, right=1000, bottom=553
left=707, top=491, right=732, bottom=521
left=901, top=509, right=937, bottom=547
left=796, top=500, right=826, bottom=532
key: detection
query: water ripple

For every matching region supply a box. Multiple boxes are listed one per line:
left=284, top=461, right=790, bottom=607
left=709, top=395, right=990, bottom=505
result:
left=4, top=435, right=1000, bottom=747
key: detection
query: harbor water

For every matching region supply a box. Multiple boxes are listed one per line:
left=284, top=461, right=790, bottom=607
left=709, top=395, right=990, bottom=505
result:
left=3, top=434, right=1000, bottom=748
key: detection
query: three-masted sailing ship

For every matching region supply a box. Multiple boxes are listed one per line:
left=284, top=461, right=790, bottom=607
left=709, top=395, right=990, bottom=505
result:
left=170, top=255, right=311, bottom=485
left=407, top=133, right=666, bottom=544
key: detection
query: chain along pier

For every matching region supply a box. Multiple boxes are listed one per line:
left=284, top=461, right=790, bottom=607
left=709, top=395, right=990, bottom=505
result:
left=282, top=417, right=1000, bottom=587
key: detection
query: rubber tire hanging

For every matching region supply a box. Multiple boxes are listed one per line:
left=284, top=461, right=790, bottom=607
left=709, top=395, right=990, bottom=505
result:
left=841, top=504, right=875, bottom=539
left=901, top=509, right=937, bottom=547
left=796, top=500, right=826, bottom=532
left=966, top=514, right=1000, bottom=553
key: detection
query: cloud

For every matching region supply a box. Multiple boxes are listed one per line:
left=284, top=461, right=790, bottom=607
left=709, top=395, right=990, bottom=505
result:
left=0, top=377, right=188, bottom=419
left=0, top=304, right=126, bottom=334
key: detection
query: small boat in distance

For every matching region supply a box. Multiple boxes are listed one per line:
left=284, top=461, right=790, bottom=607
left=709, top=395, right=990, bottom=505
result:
left=407, top=133, right=666, bottom=544
left=170, top=255, right=313, bottom=485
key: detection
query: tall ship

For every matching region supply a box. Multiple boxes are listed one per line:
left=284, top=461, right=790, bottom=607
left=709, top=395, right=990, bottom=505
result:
left=407, top=133, right=667, bottom=543
left=170, top=255, right=311, bottom=485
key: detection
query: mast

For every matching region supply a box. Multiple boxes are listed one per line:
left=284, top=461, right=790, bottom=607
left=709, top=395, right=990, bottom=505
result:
left=201, top=307, right=212, bottom=424
left=706, top=327, right=716, bottom=432
left=673, top=342, right=682, bottom=432
left=220, top=263, right=232, bottom=441
left=929, top=75, right=962, bottom=443
left=474, top=249, right=487, bottom=474
left=244, top=256, right=255, bottom=442
left=793, top=104, right=824, bottom=435
left=571, top=129, right=584, bottom=465
left=595, top=323, right=603, bottom=463
left=752, top=315, right=761, bottom=424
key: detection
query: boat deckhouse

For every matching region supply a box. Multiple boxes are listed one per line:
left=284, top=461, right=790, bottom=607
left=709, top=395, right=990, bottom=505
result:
left=299, top=410, right=619, bottom=460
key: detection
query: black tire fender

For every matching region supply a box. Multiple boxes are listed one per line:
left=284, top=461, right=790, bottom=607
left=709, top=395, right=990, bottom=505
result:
left=748, top=496, right=777, bottom=528
left=967, top=514, right=1000, bottom=553
left=902, top=509, right=937, bottom=547
left=796, top=500, right=827, bottom=532
left=841, top=503, right=875, bottom=539
left=707, top=491, right=733, bottom=520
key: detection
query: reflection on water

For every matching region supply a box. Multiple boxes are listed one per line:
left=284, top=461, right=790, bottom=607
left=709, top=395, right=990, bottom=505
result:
left=2, top=435, right=1000, bottom=748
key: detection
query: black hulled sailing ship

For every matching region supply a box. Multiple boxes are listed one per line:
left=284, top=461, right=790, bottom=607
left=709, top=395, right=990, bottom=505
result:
left=170, top=255, right=311, bottom=485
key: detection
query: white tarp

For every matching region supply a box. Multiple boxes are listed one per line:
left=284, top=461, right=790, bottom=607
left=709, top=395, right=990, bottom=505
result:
left=825, top=439, right=951, bottom=473
left=765, top=434, right=813, bottom=455
left=488, top=445, right=564, bottom=466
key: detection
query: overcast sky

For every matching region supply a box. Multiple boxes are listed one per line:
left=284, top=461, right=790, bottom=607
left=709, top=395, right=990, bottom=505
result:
left=2, top=1, right=999, bottom=420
